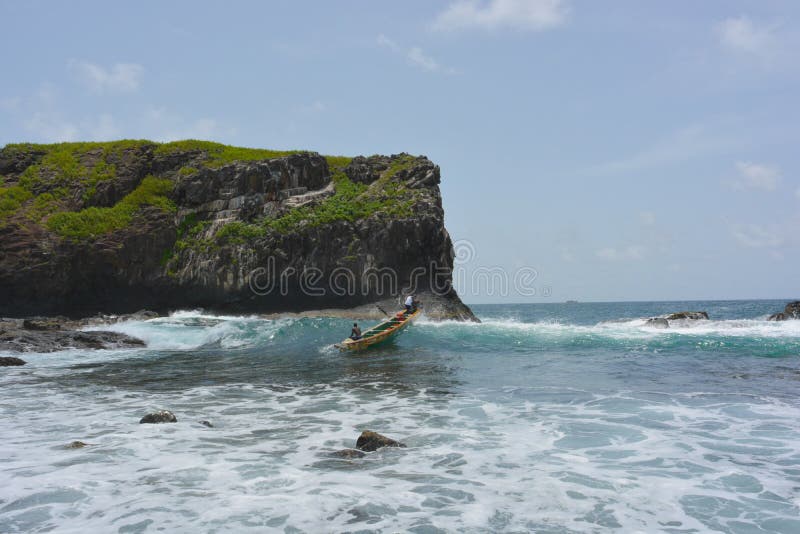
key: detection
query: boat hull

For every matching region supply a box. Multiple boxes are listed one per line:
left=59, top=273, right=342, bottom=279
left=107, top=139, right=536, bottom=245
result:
left=336, top=309, right=421, bottom=351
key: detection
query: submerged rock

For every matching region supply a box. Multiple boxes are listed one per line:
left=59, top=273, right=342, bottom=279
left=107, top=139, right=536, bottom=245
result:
left=355, top=430, right=406, bottom=452
left=768, top=312, right=788, bottom=322
left=139, top=410, right=177, bottom=424
left=664, top=311, right=709, bottom=321
left=0, top=356, right=26, bottom=366
left=66, top=441, right=90, bottom=449
left=330, top=448, right=366, bottom=459
left=645, top=318, right=669, bottom=329
left=199, top=420, right=214, bottom=428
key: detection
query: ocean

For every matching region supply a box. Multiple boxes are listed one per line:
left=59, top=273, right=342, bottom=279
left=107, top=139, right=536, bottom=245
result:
left=2, top=300, right=800, bottom=533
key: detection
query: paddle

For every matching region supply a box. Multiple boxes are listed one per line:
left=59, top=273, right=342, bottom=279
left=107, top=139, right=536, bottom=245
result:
left=375, top=304, right=391, bottom=318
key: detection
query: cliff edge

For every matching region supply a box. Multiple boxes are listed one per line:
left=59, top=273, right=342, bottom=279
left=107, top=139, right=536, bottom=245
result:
left=0, top=141, right=476, bottom=320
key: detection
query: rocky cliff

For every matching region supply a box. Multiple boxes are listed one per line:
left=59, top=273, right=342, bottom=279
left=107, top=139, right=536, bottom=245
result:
left=0, top=141, right=475, bottom=320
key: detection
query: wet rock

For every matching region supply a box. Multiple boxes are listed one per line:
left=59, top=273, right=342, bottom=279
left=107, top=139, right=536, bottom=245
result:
left=645, top=318, right=669, bottom=329
left=767, top=301, right=800, bottom=321
left=355, top=430, right=406, bottom=452
left=139, top=410, right=177, bottom=424
left=664, top=311, right=709, bottom=321
left=0, top=323, right=145, bottom=353
left=66, top=441, right=89, bottom=449
left=199, top=420, right=214, bottom=428
left=330, top=448, right=366, bottom=459
left=0, top=356, right=26, bottom=366
left=23, top=317, right=67, bottom=330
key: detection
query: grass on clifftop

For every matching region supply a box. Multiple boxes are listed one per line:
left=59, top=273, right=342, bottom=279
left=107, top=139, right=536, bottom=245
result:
left=46, top=176, right=175, bottom=240
left=153, top=140, right=301, bottom=167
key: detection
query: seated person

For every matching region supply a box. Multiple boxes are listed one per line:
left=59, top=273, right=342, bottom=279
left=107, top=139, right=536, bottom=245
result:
left=350, top=323, right=362, bottom=340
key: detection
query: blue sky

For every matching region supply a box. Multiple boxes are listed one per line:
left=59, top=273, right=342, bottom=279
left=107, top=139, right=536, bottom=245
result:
left=1, top=0, right=798, bottom=302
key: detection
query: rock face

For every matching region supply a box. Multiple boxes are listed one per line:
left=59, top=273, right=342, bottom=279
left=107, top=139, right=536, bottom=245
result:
left=767, top=301, right=800, bottom=321
left=0, top=142, right=475, bottom=321
left=664, top=311, right=709, bottom=321
left=139, top=410, right=177, bottom=424
left=0, top=318, right=145, bottom=353
left=355, top=430, right=406, bottom=452
left=0, top=356, right=26, bottom=366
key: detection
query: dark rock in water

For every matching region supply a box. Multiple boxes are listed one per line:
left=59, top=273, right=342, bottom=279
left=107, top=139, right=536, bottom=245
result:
left=139, top=410, right=177, bottom=424
left=66, top=441, right=89, bottom=449
left=664, top=311, right=709, bottom=321
left=199, top=420, right=214, bottom=428
left=0, top=323, right=145, bottom=353
left=0, top=356, right=26, bottom=366
left=645, top=318, right=669, bottom=329
left=766, top=301, right=800, bottom=321
left=356, top=430, right=406, bottom=452
left=330, top=448, right=366, bottom=459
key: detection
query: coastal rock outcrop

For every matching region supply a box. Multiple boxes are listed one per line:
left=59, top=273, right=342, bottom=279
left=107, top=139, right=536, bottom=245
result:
left=0, top=141, right=475, bottom=321
left=0, top=318, right=145, bottom=353
left=0, top=356, right=26, bottom=366
left=645, top=318, right=669, bottom=329
left=139, top=410, right=177, bottom=424
left=664, top=311, right=709, bottom=321
left=768, top=301, right=800, bottom=321
left=355, top=430, right=406, bottom=452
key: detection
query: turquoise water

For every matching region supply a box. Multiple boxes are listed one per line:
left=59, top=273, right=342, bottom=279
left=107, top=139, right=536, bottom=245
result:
left=2, top=300, right=800, bottom=532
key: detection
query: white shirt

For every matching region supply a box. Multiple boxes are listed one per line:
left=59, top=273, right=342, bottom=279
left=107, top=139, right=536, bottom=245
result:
left=405, top=296, right=414, bottom=306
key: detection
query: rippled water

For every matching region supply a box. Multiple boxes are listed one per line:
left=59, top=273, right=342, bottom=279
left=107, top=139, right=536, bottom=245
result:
left=2, top=300, right=800, bottom=532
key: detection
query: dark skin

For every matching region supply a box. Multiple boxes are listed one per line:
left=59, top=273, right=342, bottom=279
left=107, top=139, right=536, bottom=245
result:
left=350, top=323, right=361, bottom=339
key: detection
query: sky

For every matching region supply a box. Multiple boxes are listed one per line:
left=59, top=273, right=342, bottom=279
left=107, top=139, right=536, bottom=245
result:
left=1, top=0, right=798, bottom=303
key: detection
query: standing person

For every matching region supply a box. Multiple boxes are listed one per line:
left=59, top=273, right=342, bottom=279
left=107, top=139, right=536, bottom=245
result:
left=350, top=323, right=362, bottom=340
left=404, top=295, right=415, bottom=314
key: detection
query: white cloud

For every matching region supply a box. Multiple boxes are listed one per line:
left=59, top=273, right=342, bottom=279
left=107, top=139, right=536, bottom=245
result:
left=85, top=114, right=120, bottom=140
left=24, top=112, right=79, bottom=142
left=378, top=34, right=451, bottom=74
left=587, top=122, right=743, bottom=176
left=433, top=0, right=568, bottom=32
left=731, top=223, right=783, bottom=248
left=731, top=161, right=781, bottom=191
left=377, top=34, right=400, bottom=53
left=595, top=245, right=646, bottom=261
left=407, top=47, right=440, bottom=72
left=716, top=16, right=775, bottom=55
left=69, top=60, right=144, bottom=93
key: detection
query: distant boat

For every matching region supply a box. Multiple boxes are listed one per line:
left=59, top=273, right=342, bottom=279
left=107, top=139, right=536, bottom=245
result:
left=565, top=300, right=579, bottom=304
left=335, top=309, right=421, bottom=351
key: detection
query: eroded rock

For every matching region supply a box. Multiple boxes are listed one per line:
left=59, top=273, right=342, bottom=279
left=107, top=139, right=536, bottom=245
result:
left=356, top=430, right=406, bottom=452
left=665, top=311, right=709, bottom=321
left=139, top=410, right=177, bottom=424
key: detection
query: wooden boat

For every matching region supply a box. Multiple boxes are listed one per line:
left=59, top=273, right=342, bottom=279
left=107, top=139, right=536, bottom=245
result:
left=336, top=309, right=421, bottom=351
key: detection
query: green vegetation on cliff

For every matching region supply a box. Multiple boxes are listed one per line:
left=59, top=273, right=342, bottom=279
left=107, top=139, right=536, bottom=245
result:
left=214, top=155, right=420, bottom=245
left=154, top=140, right=300, bottom=167
left=46, top=177, right=175, bottom=240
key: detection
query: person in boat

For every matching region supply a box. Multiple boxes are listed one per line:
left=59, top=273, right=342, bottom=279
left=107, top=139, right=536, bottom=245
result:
left=404, top=295, right=417, bottom=314
left=350, top=323, right=362, bottom=340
